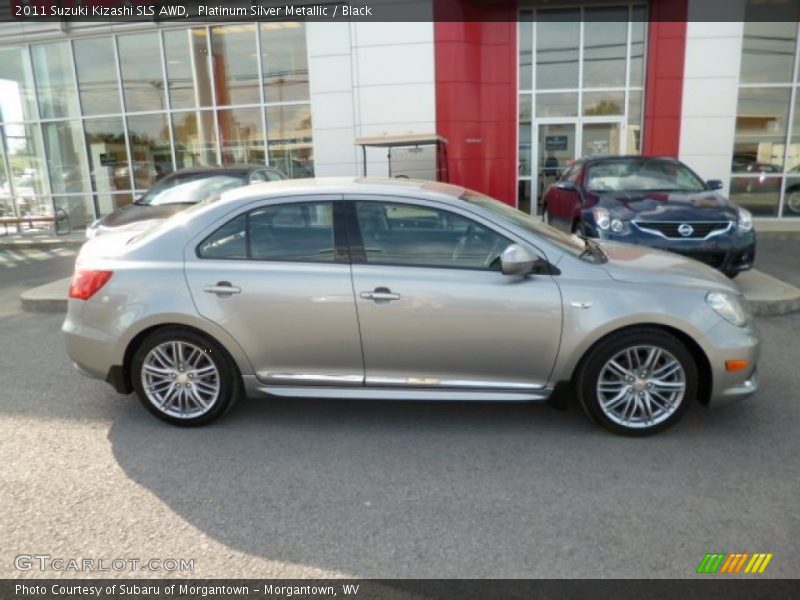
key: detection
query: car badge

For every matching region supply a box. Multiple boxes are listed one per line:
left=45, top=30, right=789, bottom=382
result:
left=678, top=223, right=694, bottom=237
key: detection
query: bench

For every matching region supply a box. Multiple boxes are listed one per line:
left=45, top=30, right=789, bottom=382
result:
left=0, top=210, right=71, bottom=236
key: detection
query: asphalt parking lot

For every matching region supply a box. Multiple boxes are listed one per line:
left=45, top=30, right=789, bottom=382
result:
left=1, top=246, right=799, bottom=579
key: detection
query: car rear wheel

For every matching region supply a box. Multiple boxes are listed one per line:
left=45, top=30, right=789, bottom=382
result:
left=786, top=189, right=800, bottom=214
left=132, top=328, right=239, bottom=426
left=577, top=329, right=696, bottom=436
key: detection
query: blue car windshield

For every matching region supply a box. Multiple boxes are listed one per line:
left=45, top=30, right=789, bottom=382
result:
left=586, top=158, right=706, bottom=193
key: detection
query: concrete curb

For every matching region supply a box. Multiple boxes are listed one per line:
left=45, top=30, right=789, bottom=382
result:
left=20, top=270, right=800, bottom=317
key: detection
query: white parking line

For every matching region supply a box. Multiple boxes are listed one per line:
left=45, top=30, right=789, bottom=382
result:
left=0, top=247, right=77, bottom=269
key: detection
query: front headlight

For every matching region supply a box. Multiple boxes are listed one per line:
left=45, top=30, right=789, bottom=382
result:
left=592, top=207, right=629, bottom=235
left=736, top=207, right=753, bottom=233
left=706, top=291, right=749, bottom=327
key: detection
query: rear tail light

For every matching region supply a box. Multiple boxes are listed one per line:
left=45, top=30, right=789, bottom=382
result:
left=69, top=270, right=113, bottom=300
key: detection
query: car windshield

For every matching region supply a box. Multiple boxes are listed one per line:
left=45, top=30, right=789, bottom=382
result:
left=461, top=191, right=585, bottom=256
left=137, top=174, right=246, bottom=206
left=586, top=158, right=706, bottom=193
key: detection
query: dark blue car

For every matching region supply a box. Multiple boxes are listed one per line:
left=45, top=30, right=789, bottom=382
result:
left=541, top=156, right=756, bottom=278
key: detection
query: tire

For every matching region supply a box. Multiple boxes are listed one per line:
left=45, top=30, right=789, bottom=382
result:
left=131, top=328, right=241, bottom=426
left=576, top=328, right=697, bottom=436
left=786, top=189, right=800, bottom=215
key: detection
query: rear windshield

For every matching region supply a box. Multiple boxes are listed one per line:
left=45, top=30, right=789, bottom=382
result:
left=586, top=158, right=706, bottom=193
left=138, top=173, right=246, bottom=205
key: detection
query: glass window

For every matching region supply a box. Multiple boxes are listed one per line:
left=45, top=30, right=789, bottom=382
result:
left=627, top=90, right=644, bottom=154
left=740, top=21, right=798, bottom=84
left=127, top=114, right=173, bottom=191
left=518, top=179, right=532, bottom=215
left=583, top=8, right=628, bottom=88
left=519, top=95, right=531, bottom=177
left=164, top=28, right=213, bottom=110
left=198, top=213, right=248, bottom=259
left=536, top=10, right=580, bottom=90
left=42, top=121, right=90, bottom=195
left=788, top=93, right=800, bottom=171
left=730, top=176, right=781, bottom=217
left=355, top=201, right=512, bottom=270
left=94, top=192, right=133, bottom=217
left=210, top=25, right=260, bottom=106
left=3, top=123, right=47, bottom=213
left=733, top=88, right=791, bottom=172
left=261, top=22, right=310, bottom=103
left=118, top=33, right=166, bottom=113
left=249, top=202, right=334, bottom=261
left=31, top=42, right=80, bottom=119
left=266, top=104, right=313, bottom=178
left=74, top=37, right=121, bottom=115
left=84, top=118, right=130, bottom=193
left=54, top=194, right=95, bottom=230
left=518, top=15, right=533, bottom=91
left=630, top=7, right=647, bottom=88
left=536, top=92, right=578, bottom=118
left=0, top=47, right=37, bottom=123
left=784, top=175, right=800, bottom=217
left=172, top=110, right=218, bottom=168
left=583, top=91, right=625, bottom=116
left=218, top=107, right=265, bottom=165
left=0, top=141, right=10, bottom=216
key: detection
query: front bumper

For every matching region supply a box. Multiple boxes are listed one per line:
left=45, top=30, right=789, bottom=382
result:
left=704, top=317, right=761, bottom=406
left=592, top=226, right=756, bottom=273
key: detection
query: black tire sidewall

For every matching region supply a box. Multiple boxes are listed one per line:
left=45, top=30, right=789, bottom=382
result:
left=131, top=328, right=237, bottom=426
left=578, top=329, right=697, bottom=436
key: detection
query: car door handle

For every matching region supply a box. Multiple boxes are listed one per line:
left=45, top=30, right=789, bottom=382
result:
left=360, top=287, right=401, bottom=302
left=204, top=281, right=241, bottom=297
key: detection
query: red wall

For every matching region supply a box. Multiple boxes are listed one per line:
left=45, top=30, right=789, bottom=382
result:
left=642, top=0, right=688, bottom=157
left=434, top=3, right=518, bottom=205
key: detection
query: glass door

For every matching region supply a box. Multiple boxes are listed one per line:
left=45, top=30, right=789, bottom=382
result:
left=582, top=122, right=623, bottom=158
left=537, top=123, right=576, bottom=215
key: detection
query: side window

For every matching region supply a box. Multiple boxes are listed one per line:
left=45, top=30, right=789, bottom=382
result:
left=248, top=202, right=335, bottom=262
left=197, top=213, right=247, bottom=259
left=265, top=170, right=285, bottom=181
left=567, top=164, right=582, bottom=183
left=354, top=201, right=513, bottom=270
left=197, top=202, right=335, bottom=262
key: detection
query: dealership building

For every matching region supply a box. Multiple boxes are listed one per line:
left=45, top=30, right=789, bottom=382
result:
left=0, top=0, right=798, bottom=230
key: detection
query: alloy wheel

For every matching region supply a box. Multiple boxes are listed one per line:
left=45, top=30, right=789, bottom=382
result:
left=140, top=341, right=220, bottom=419
left=596, top=345, right=686, bottom=429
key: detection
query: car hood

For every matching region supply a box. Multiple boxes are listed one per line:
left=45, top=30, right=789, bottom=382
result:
left=597, top=191, right=738, bottom=221
left=98, top=203, right=189, bottom=228
left=599, top=241, right=740, bottom=293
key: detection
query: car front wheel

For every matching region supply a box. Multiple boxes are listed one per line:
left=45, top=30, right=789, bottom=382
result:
left=132, top=328, right=239, bottom=426
left=577, top=329, right=697, bottom=436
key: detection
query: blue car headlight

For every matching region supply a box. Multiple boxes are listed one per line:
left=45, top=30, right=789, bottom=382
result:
left=736, top=208, right=753, bottom=233
left=592, top=207, right=629, bottom=235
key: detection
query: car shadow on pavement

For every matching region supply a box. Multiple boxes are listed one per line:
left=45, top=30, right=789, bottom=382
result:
left=105, top=389, right=774, bottom=578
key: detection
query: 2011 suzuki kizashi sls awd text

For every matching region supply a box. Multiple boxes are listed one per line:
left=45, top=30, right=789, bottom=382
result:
left=63, top=177, right=760, bottom=435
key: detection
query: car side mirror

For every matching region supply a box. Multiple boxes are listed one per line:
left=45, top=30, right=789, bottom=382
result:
left=556, top=181, right=578, bottom=192
left=501, top=244, right=539, bottom=276
left=706, top=179, right=723, bottom=191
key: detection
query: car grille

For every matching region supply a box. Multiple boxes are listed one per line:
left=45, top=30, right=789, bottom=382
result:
left=633, top=221, right=731, bottom=239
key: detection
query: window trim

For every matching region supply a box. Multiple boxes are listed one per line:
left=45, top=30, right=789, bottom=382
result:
left=345, top=197, right=515, bottom=273
left=195, top=198, right=347, bottom=264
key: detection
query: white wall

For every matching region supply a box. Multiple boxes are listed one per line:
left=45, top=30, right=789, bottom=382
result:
left=307, top=20, right=436, bottom=178
left=679, top=1, right=747, bottom=195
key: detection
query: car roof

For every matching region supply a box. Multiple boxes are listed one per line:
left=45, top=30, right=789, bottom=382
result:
left=580, top=155, right=682, bottom=165
left=218, top=177, right=469, bottom=206
left=168, top=164, right=283, bottom=177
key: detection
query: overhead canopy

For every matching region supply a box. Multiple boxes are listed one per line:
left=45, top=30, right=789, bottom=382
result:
left=355, top=133, right=448, bottom=148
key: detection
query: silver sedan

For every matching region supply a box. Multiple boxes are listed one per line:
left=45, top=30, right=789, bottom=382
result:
left=63, top=177, right=760, bottom=435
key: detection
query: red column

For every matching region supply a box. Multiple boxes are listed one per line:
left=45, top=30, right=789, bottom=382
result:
left=434, top=2, right=518, bottom=205
left=642, top=0, right=688, bottom=157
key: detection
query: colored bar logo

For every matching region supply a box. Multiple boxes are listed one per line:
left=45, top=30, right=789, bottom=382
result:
left=697, top=553, right=773, bottom=574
